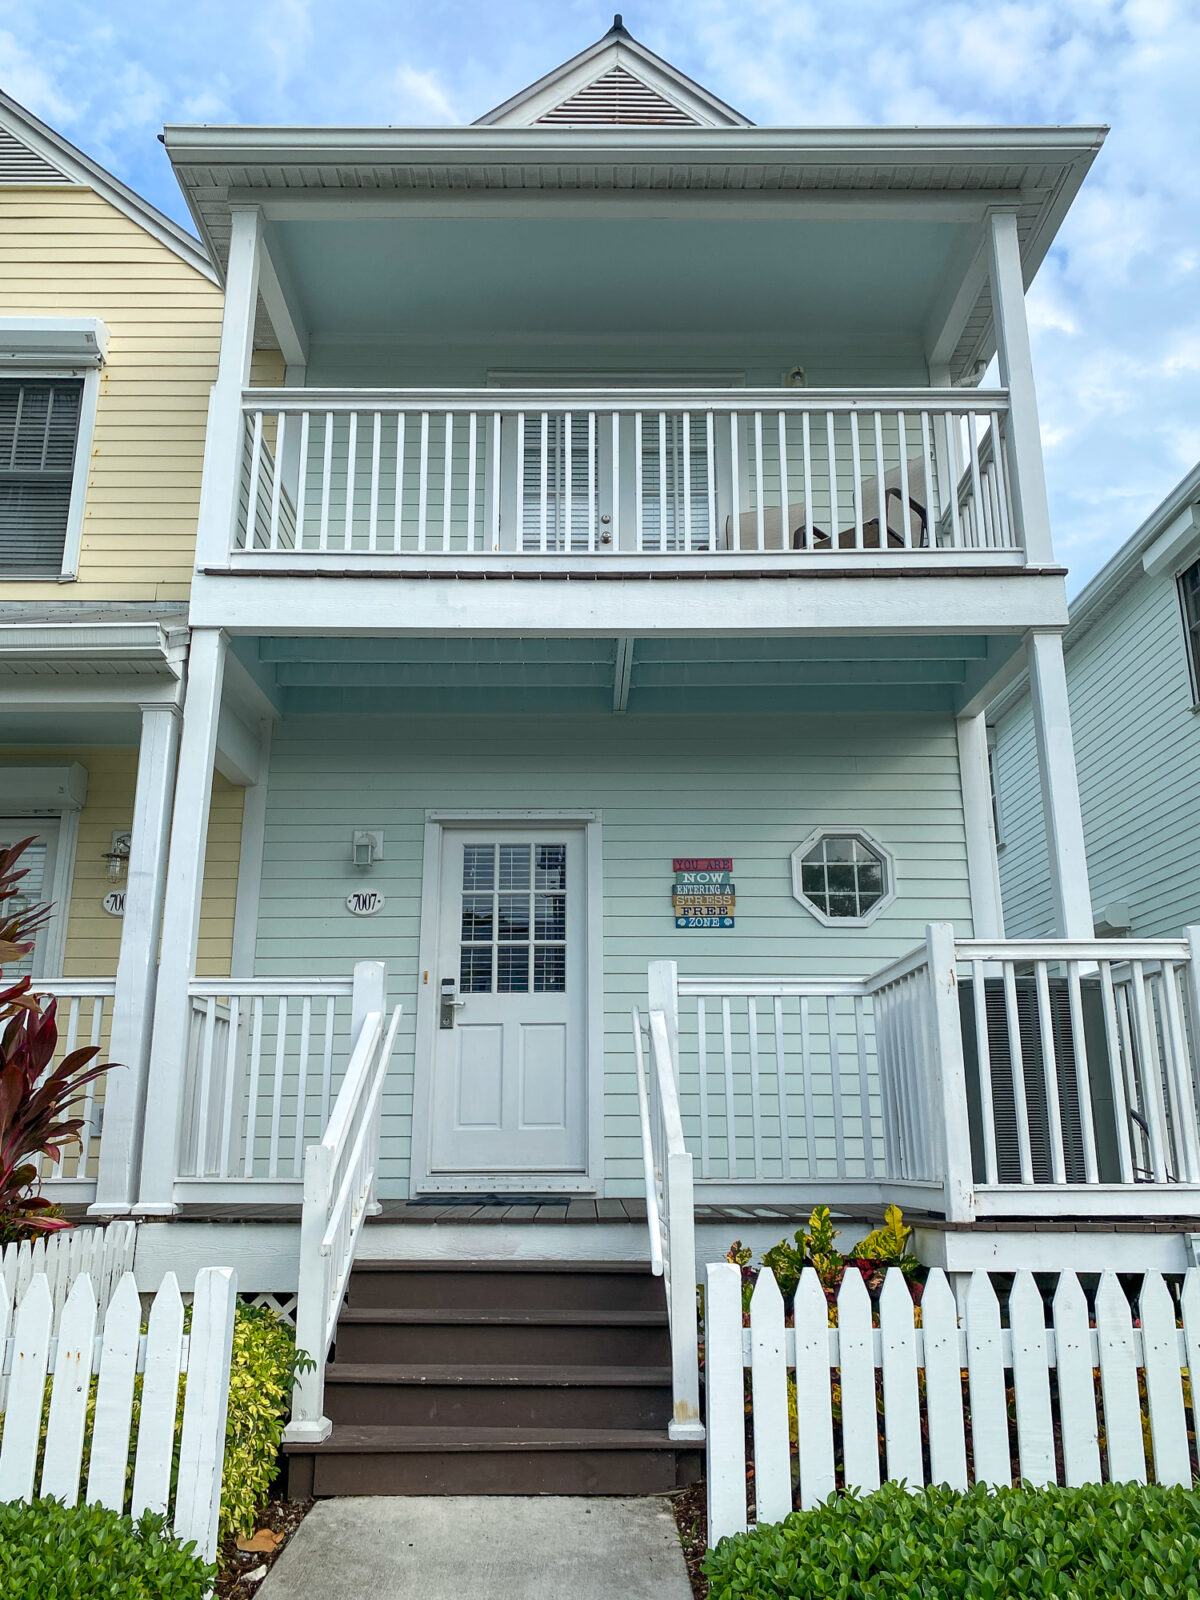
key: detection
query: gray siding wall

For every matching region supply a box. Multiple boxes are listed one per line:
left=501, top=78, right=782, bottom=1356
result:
left=253, top=712, right=973, bottom=1197
left=995, top=567, right=1200, bottom=938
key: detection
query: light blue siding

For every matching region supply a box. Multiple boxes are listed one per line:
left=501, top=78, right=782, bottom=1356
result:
left=995, top=567, right=1200, bottom=938
left=253, top=712, right=974, bottom=1196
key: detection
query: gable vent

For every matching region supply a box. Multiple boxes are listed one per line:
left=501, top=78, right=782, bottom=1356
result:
left=538, top=65, right=699, bottom=126
left=0, top=124, right=71, bottom=185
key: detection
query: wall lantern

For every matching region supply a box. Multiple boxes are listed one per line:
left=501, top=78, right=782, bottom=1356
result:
left=352, top=829, right=383, bottom=869
left=102, top=830, right=132, bottom=881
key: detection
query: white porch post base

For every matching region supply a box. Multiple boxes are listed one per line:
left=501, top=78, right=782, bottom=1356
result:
left=90, top=701, right=182, bottom=1216
left=135, top=628, right=228, bottom=1215
left=282, top=1416, right=332, bottom=1446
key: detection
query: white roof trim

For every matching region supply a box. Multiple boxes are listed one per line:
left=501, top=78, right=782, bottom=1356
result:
left=0, top=89, right=215, bottom=283
left=0, top=764, right=88, bottom=812
left=476, top=22, right=750, bottom=128
left=0, top=316, right=109, bottom=368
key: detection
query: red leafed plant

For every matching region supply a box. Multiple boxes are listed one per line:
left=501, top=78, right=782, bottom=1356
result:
left=0, top=837, right=114, bottom=1237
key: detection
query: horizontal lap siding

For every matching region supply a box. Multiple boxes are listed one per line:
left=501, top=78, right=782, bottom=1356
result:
left=995, top=569, right=1200, bottom=938
left=1, top=747, right=242, bottom=977
left=254, top=713, right=972, bottom=1196
left=0, top=188, right=283, bottom=601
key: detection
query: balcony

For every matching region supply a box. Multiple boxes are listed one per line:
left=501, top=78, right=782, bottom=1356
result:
left=230, top=386, right=1019, bottom=572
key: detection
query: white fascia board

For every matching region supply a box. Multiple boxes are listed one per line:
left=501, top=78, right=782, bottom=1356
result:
left=0, top=620, right=182, bottom=666
left=0, top=317, right=109, bottom=367
left=187, top=570, right=1071, bottom=638
left=0, top=89, right=214, bottom=283
left=164, top=123, right=1107, bottom=166
left=0, top=763, right=88, bottom=811
left=1142, top=502, right=1200, bottom=578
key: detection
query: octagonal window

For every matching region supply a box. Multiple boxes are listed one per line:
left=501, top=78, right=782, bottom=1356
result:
left=791, top=830, right=894, bottom=927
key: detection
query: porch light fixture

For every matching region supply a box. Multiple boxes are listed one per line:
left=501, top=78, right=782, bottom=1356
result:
left=102, top=830, right=131, bottom=881
left=352, top=830, right=383, bottom=869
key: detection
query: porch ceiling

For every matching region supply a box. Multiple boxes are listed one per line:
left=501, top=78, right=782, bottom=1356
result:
left=242, top=633, right=1017, bottom=717
left=272, top=214, right=962, bottom=343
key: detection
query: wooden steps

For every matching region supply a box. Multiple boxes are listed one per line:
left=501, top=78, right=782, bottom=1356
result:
left=285, top=1259, right=701, bottom=1497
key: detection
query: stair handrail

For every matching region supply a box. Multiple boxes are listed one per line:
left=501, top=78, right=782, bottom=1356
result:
left=642, top=1003, right=704, bottom=1442
left=286, top=960, right=401, bottom=1442
left=631, top=1008, right=665, bottom=1277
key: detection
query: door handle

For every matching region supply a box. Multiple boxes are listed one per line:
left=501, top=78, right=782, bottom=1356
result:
left=440, top=981, right=466, bottom=1030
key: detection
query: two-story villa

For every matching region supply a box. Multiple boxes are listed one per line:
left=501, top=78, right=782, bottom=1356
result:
left=0, top=91, right=289, bottom=1215
left=14, top=21, right=1200, bottom=1498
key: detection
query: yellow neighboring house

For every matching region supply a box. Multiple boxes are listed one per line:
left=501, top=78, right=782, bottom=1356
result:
left=0, top=91, right=278, bottom=1212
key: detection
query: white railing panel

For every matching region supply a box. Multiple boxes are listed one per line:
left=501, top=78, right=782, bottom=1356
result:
left=954, top=936, right=1200, bottom=1193
left=706, top=1261, right=1200, bottom=1547
left=179, top=979, right=355, bottom=1186
left=34, top=981, right=116, bottom=1192
left=674, top=981, right=884, bottom=1184
left=234, top=388, right=1018, bottom=563
left=0, top=1267, right=236, bottom=1564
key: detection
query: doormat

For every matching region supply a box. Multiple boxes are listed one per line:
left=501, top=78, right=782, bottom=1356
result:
left=408, top=1194, right=567, bottom=1207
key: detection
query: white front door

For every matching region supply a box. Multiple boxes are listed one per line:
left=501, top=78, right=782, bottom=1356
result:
left=429, top=828, right=586, bottom=1181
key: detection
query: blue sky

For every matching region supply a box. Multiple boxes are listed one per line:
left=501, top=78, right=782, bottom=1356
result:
left=3, top=0, right=1197, bottom=590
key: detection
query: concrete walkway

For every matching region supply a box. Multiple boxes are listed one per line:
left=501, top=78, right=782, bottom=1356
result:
left=258, top=1496, right=694, bottom=1600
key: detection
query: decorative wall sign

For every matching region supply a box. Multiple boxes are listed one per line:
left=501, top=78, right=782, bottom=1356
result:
left=672, top=856, right=735, bottom=929
left=346, top=889, right=386, bottom=917
left=101, top=890, right=126, bottom=917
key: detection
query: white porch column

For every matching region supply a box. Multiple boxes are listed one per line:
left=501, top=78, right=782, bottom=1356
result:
left=194, top=204, right=262, bottom=570
left=90, top=701, right=182, bottom=1215
left=1027, top=629, right=1093, bottom=937
left=135, top=629, right=228, bottom=1214
left=987, top=209, right=1055, bottom=565
left=955, top=710, right=1005, bottom=938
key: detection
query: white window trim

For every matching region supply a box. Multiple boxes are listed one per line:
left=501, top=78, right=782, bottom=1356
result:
left=790, top=825, right=896, bottom=929
left=0, top=316, right=107, bottom=582
left=1175, top=553, right=1200, bottom=710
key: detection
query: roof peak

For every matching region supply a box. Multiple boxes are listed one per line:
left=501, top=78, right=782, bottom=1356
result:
left=475, top=20, right=751, bottom=129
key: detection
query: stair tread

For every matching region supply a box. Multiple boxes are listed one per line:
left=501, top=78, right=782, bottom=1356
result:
left=326, top=1363, right=672, bottom=1387
left=351, top=1259, right=653, bottom=1274
left=338, top=1306, right=667, bottom=1327
left=286, top=1424, right=701, bottom=1455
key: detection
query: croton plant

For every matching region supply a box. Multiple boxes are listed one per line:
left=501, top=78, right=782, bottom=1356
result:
left=0, top=837, right=113, bottom=1238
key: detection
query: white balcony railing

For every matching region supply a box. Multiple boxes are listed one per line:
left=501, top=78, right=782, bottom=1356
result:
left=177, top=977, right=356, bottom=1203
left=37, top=980, right=117, bottom=1202
left=232, top=387, right=1018, bottom=564
left=646, top=927, right=1200, bottom=1222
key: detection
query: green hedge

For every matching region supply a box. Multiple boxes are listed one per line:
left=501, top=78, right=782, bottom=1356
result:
left=0, top=1499, right=214, bottom=1600
left=703, top=1481, right=1200, bottom=1599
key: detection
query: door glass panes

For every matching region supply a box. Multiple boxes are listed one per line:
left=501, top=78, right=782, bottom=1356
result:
left=459, top=841, right=567, bottom=994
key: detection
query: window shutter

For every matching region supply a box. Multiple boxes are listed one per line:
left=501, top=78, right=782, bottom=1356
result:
left=0, top=378, right=83, bottom=574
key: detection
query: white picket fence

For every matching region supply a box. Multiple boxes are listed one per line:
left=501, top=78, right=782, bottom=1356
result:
left=705, top=1260, right=1200, bottom=1547
left=0, top=1223, right=136, bottom=1333
left=0, top=1267, right=237, bottom=1564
